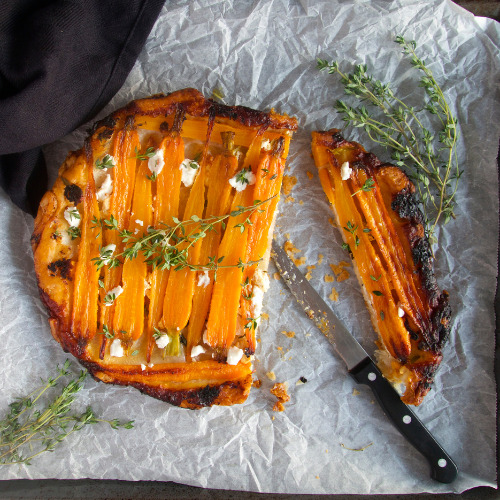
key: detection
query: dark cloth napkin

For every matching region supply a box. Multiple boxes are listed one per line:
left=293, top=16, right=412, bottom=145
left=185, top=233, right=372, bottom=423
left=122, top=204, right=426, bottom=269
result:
left=0, top=0, right=165, bottom=216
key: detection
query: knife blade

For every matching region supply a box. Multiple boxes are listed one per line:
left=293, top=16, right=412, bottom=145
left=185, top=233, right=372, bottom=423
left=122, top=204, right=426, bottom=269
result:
left=271, top=239, right=458, bottom=484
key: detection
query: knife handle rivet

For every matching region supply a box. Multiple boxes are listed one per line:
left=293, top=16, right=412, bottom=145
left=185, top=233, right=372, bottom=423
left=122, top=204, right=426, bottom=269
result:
left=368, top=372, right=377, bottom=381
left=402, top=415, right=412, bottom=424
left=438, top=459, right=448, bottom=468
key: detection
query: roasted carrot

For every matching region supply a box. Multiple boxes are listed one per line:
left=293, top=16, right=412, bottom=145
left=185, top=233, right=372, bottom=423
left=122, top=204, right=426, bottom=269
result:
left=186, top=134, right=240, bottom=358
left=71, top=153, right=101, bottom=344
left=162, top=162, right=206, bottom=344
left=98, top=129, right=139, bottom=355
left=113, top=159, right=153, bottom=344
left=146, top=132, right=184, bottom=360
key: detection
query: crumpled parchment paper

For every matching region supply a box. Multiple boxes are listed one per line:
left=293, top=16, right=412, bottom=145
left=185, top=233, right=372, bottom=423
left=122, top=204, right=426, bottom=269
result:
left=1, top=0, right=499, bottom=494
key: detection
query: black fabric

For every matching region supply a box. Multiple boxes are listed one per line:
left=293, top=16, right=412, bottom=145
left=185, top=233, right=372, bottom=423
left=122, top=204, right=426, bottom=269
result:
left=0, top=0, right=165, bottom=215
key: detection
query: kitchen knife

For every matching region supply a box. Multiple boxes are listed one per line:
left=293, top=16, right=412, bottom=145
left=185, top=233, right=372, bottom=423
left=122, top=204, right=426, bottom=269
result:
left=271, top=239, right=458, bottom=484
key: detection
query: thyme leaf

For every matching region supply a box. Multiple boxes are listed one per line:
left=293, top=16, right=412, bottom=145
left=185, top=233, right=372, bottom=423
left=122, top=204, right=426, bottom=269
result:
left=318, top=35, right=460, bottom=243
left=0, top=360, right=133, bottom=465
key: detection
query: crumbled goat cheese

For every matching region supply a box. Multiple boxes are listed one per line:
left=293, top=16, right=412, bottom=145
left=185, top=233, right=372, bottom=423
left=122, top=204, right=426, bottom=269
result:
left=253, top=269, right=270, bottom=292
left=135, top=219, right=144, bottom=226
left=104, top=285, right=123, bottom=306
left=109, top=338, right=124, bottom=357
left=229, top=168, right=256, bottom=192
left=261, top=139, right=272, bottom=151
left=251, top=285, right=265, bottom=319
left=96, top=174, right=113, bottom=201
left=63, top=207, right=81, bottom=227
left=179, top=158, right=199, bottom=187
left=148, top=149, right=165, bottom=176
left=155, top=333, right=170, bottom=349
left=191, top=345, right=206, bottom=358
left=100, top=243, right=116, bottom=264
left=141, top=364, right=146, bottom=371
left=147, top=362, right=154, bottom=368
left=226, top=346, right=244, bottom=365
left=197, top=270, right=210, bottom=287
left=398, top=306, right=405, bottom=318
left=340, top=161, right=352, bottom=180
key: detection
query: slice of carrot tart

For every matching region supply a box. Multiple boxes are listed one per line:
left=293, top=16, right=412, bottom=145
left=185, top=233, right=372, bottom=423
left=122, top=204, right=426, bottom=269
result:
left=32, top=88, right=298, bottom=408
left=311, top=129, right=451, bottom=406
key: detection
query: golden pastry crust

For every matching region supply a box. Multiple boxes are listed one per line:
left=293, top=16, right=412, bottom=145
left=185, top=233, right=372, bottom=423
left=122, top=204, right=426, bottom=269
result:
left=32, top=88, right=297, bottom=409
left=311, top=129, right=451, bottom=406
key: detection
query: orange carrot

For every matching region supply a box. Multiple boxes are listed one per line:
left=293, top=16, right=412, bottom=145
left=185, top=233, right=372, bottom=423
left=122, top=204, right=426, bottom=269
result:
left=71, top=155, right=101, bottom=344
left=146, top=133, right=184, bottom=360
left=112, top=160, right=153, bottom=343
left=186, top=143, right=239, bottom=358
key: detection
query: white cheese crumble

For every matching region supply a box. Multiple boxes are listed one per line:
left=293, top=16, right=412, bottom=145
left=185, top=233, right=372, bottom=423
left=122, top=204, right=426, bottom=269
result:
left=104, top=285, right=123, bottom=306
left=100, top=243, right=116, bottom=264
left=229, top=168, right=256, bottom=192
left=63, top=207, right=81, bottom=227
left=148, top=149, right=165, bottom=176
left=261, top=139, right=272, bottom=151
left=155, top=333, right=170, bottom=349
left=226, top=346, right=244, bottom=365
left=197, top=270, right=210, bottom=288
left=96, top=173, right=113, bottom=201
left=135, top=219, right=144, bottom=226
left=191, top=345, right=206, bottom=358
left=147, top=362, right=154, bottom=368
left=398, top=306, right=405, bottom=318
left=253, top=269, right=270, bottom=292
left=340, top=161, right=353, bottom=180
left=140, top=364, right=146, bottom=371
left=109, top=338, right=124, bottom=357
left=251, top=285, right=265, bottom=319
left=179, top=158, right=199, bottom=187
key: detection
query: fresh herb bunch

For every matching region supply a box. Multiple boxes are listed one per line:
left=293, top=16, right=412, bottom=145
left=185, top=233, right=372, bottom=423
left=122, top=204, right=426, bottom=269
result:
left=0, top=360, right=133, bottom=466
left=92, top=197, right=274, bottom=274
left=317, top=36, right=461, bottom=243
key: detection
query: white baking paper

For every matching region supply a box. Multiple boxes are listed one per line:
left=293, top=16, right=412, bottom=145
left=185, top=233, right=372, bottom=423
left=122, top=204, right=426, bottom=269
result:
left=1, top=0, right=499, bottom=494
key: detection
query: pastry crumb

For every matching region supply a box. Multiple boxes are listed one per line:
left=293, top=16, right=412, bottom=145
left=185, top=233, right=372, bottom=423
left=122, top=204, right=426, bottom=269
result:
left=253, top=379, right=262, bottom=388
left=266, top=371, right=276, bottom=381
left=271, top=382, right=290, bottom=412
left=281, top=330, right=295, bottom=338
left=273, top=401, right=285, bottom=412
left=273, top=272, right=280, bottom=280
left=305, top=271, right=312, bottom=281
left=298, top=200, right=304, bottom=205
left=306, top=171, right=314, bottom=180
left=328, top=217, right=336, bottom=227
left=352, top=388, right=360, bottom=396
left=260, top=312, right=269, bottom=321
left=324, top=274, right=335, bottom=283
left=318, top=254, right=324, bottom=264
left=282, top=175, right=297, bottom=195
left=329, top=287, right=339, bottom=302
left=284, top=196, right=294, bottom=203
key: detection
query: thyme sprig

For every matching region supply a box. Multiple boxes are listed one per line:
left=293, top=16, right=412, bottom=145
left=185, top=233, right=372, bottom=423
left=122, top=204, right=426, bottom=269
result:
left=318, top=35, right=461, bottom=243
left=0, top=360, right=133, bottom=466
left=92, top=197, right=275, bottom=274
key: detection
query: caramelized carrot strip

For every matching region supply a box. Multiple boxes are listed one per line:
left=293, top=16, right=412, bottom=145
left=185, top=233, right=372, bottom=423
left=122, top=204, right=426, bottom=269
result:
left=71, top=155, right=101, bottom=343
left=239, top=139, right=285, bottom=350
left=205, top=186, right=254, bottom=350
left=98, top=129, right=139, bottom=353
left=162, top=163, right=206, bottom=334
left=146, top=133, right=184, bottom=360
left=186, top=149, right=239, bottom=358
left=113, top=160, right=153, bottom=343
left=326, top=152, right=411, bottom=361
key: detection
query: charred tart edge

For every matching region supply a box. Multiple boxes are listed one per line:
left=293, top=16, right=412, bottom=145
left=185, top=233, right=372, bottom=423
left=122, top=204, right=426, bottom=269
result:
left=33, top=88, right=297, bottom=407
left=312, top=129, right=451, bottom=405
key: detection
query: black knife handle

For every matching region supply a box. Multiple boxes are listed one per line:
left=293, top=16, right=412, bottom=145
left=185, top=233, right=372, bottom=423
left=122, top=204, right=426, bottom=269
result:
left=350, top=357, right=458, bottom=484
